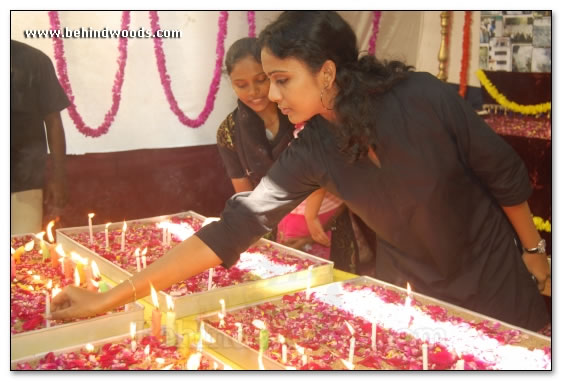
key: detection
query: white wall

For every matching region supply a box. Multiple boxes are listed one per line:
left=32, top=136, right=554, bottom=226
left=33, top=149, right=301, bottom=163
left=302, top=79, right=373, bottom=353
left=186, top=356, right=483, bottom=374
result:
left=11, top=11, right=477, bottom=155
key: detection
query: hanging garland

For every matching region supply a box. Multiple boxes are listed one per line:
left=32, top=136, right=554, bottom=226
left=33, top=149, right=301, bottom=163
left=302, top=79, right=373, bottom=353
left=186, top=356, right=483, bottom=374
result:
left=476, top=70, right=551, bottom=115
left=49, top=11, right=130, bottom=138
left=458, top=11, right=472, bottom=98
left=533, top=216, right=551, bottom=233
left=150, top=11, right=228, bottom=128
left=247, top=11, right=256, bottom=37
left=368, top=11, right=382, bottom=56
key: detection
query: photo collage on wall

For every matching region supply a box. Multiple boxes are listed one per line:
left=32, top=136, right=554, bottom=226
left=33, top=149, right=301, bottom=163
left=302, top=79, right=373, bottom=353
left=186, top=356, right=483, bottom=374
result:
left=479, top=11, right=551, bottom=72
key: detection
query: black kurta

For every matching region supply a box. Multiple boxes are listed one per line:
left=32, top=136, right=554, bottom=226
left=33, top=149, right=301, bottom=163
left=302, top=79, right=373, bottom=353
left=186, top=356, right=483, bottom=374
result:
left=197, top=72, right=548, bottom=331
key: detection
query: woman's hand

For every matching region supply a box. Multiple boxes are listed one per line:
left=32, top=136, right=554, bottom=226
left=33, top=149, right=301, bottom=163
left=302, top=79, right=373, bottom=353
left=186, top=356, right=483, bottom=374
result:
left=521, top=253, right=551, bottom=293
left=50, top=286, right=107, bottom=321
left=306, top=216, right=330, bottom=247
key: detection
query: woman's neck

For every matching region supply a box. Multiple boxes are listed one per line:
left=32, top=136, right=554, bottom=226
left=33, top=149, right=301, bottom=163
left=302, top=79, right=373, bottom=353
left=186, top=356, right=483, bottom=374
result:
left=256, top=102, right=280, bottom=128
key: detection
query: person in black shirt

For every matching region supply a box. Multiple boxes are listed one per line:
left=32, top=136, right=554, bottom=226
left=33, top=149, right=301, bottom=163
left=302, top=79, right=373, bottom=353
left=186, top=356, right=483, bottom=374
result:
left=11, top=40, right=69, bottom=234
left=51, top=12, right=549, bottom=332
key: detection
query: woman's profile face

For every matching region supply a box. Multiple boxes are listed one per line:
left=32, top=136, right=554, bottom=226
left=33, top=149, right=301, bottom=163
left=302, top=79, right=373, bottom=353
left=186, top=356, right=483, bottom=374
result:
left=261, top=48, right=324, bottom=124
left=229, top=56, right=272, bottom=113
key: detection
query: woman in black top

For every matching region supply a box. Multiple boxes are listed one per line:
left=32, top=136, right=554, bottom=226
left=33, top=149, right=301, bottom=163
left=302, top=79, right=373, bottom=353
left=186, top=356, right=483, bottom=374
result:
left=52, top=12, right=549, bottom=332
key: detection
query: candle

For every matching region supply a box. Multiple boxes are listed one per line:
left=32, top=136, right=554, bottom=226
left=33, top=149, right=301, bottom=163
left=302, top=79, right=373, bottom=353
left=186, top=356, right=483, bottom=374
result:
left=345, top=321, right=356, bottom=364
left=219, top=298, right=226, bottom=316
left=72, top=252, right=86, bottom=283
left=235, top=322, right=242, bottom=342
left=121, top=221, right=127, bottom=251
left=74, top=267, right=81, bottom=287
left=144, top=345, right=151, bottom=363
left=186, top=353, right=202, bottom=370
left=405, top=282, right=414, bottom=328
left=49, top=243, right=59, bottom=268
left=141, top=247, right=148, bottom=269
left=91, top=260, right=100, bottom=281
left=165, top=295, right=176, bottom=346
left=218, top=313, right=225, bottom=328
left=88, top=213, right=95, bottom=244
left=278, top=334, right=287, bottom=364
left=134, top=248, right=141, bottom=272
left=130, top=322, right=137, bottom=352
left=340, top=359, right=355, bottom=370
left=36, top=232, right=50, bottom=261
left=166, top=221, right=172, bottom=245
left=44, top=291, right=51, bottom=328
left=305, top=265, right=313, bottom=299
left=105, top=223, right=111, bottom=249
left=422, top=343, right=428, bottom=370
left=207, top=268, right=214, bottom=291
left=295, top=344, right=307, bottom=366
left=455, top=359, right=465, bottom=370
left=371, top=320, right=377, bottom=351
left=150, top=283, right=162, bottom=339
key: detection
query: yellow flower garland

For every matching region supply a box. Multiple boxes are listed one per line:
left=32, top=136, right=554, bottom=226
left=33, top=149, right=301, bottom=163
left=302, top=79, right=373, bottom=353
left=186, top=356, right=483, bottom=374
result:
left=476, top=70, right=551, bottom=116
left=533, top=216, right=551, bottom=233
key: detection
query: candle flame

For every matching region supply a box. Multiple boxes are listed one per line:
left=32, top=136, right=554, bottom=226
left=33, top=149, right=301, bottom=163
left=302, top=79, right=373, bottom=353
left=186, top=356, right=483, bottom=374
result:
left=88, top=213, right=95, bottom=219
left=91, top=260, right=100, bottom=278
left=130, top=322, right=136, bottom=338
left=35, top=232, right=46, bottom=241
left=46, top=279, right=53, bottom=289
left=91, top=279, right=99, bottom=288
left=122, top=221, right=127, bottom=231
left=106, top=222, right=111, bottom=229
left=52, top=285, right=62, bottom=298
left=74, top=267, right=80, bottom=286
left=252, top=319, right=266, bottom=330
left=70, top=251, right=82, bottom=263
left=55, top=244, right=65, bottom=257
left=186, top=353, right=202, bottom=370
left=278, top=334, right=285, bottom=344
left=166, top=294, right=174, bottom=311
left=85, top=343, right=94, bottom=352
left=141, top=247, right=147, bottom=256
left=407, top=282, right=412, bottom=294
left=46, top=220, right=55, bottom=243
left=150, top=283, right=159, bottom=309
left=24, top=240, right=35, bottom=251
left=345, top=321, right=355, bottom=335
left=144, top=345, right=150, bottom=356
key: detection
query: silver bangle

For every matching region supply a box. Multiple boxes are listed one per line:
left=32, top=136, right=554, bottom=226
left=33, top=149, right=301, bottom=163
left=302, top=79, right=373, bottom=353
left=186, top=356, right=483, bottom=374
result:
left=126, top=279, right=137, bottom=303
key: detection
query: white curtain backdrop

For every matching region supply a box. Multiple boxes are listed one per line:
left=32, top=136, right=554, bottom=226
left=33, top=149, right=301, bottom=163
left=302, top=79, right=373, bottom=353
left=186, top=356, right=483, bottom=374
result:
left=11, top=11, right=480, bottom=155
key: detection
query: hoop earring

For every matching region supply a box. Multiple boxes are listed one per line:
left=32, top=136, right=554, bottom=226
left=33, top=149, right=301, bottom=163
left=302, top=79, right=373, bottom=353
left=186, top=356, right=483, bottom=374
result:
left=320, top=87, right=333, bottom=111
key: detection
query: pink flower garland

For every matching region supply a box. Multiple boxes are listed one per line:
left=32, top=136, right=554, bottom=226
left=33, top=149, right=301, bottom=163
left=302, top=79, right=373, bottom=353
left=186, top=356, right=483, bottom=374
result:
left=247, top=11, right=256, bottom=37
left=149, top=11, right=228, bottom=128
left=368, top=11, right=382, bottom=56
left=48, top=11, right=130, bottom=138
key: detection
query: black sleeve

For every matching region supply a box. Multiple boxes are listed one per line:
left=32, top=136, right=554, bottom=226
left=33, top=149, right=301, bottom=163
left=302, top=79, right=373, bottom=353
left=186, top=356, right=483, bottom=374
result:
left=216, top=113, right=246, bottom=179
left=37, top=52, right=70, bottom=117
left=437, top=76, right=532, bottom=206
left=196, top=136, right=320, bottom=267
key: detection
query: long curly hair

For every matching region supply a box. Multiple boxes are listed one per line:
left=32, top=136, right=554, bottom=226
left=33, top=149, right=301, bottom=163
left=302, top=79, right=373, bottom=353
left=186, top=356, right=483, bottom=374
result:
left=259, top=11, right=414, bottom=161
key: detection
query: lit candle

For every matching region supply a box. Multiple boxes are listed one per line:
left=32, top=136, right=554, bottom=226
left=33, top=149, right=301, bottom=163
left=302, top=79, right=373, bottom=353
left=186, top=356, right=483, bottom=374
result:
left=46, top=221, right=58, bottom=267
left=345, top=321, right=355, bottom=364
left=219, top=298, right=226, bottom=316
left=36, top=232, right=49, bottom=261
left=105, top=223, right=111, bottom=249
left=278, top=334, right=287, bottom=364
left=235, top=322, right=242, bottom=342
left=72, top=252, right=86, bottom=283
left=144, top=345, right=151, bottom=363
left=44, top=291, right=51, bottom=328
left=150, top=283, right=162, bottom=339
left=88, top=213, right=95, bottom=244
left=422, top=343, right=428, bottom=370
left=141, top=247, right=148, bottom=269
left=134, top=248, right=141, bottom=272
left=121, top=221, right=127, bottom=251
left=74, top=267, right=81, bottom=287
left=46, top=220, right=55, bottom=243
left=130, top=322, right=137, bottom=352
left=207, top=268, right=214, bottom=291
left=305, top=265, right=313, bottom=299
left=165, top=295, right=176, bottom=346
left=371, top=320, right=377, bottom=351
left=91, top=260, right=100, bottom=281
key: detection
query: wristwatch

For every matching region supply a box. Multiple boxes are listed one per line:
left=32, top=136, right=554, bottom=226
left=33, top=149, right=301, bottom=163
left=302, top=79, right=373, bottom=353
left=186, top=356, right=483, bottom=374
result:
left=524, top=238, right=547, bottom=254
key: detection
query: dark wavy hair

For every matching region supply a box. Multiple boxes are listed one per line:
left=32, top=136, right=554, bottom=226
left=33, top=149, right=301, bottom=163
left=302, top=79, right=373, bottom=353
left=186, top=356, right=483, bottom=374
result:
left=258, top=11, right=414, bottom=161
left=224, top=37, right=261, bottom=75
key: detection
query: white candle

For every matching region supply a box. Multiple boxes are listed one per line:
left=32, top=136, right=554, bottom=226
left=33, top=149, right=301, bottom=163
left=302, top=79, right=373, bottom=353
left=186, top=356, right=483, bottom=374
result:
left=218, top=313, right=225, bottom=328
left=235, top=323, right=242, bottom=342
left=422, top=343, right=428, bottom=370
left=165, top=295, right=176, bottom=346
left=295, top=344, right=307, bottom=366
left=135, top=248, right=141, bottom=272
left=455, top=359, right=464, bottom=370
left=44, top=292, right=51, bottom=328
left=88, top=213, right=95, bottom=244
left=207, top=268, right=214, bottom=291
left=160, top=222, right=167, bottom=245
left=167, top=225, right=172, bottom=246
left=121, top=221, right=127, bottom=251
left=105, top=223, right=111, bottom=249
left=278, top=334, right=287, bottom=364
left=305, top=265, right=313, bottom=299
left=141, top=247, right=148, bottom=269
left=345, top=321, right=355, bottom=364
left=371, top=320, right=377, bottom=351
left=219, top=299, right=225, bottom=316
